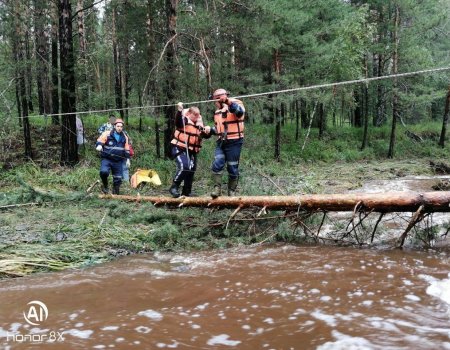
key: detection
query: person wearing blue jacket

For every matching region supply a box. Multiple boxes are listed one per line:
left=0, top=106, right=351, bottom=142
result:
left=96, top=118, right=130, bottom=195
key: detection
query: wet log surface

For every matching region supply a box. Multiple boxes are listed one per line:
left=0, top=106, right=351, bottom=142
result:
left=99, top=191, right=450, bottom=212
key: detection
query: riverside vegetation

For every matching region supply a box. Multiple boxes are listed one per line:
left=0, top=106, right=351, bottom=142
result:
left=1, top=116, right=450, bottom=278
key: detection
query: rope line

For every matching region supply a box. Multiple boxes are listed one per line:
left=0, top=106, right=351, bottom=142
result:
left=14, top=65, right=450, bottom=120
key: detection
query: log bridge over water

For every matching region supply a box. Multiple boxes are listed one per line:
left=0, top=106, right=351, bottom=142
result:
left=100, top=191, right=450, bottom=248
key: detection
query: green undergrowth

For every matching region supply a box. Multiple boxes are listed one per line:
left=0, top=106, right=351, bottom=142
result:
left=1, top=119, right=450, bottom=277
left=0, top=190, right=311, bottom=278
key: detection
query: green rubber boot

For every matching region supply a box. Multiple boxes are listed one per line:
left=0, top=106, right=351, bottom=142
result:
left=228, top=177, right=239, bottom=196
left=211, top=173, right=222, bottom=199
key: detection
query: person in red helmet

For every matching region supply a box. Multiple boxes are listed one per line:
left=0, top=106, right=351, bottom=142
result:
left=96, top=118, right=130, bottom=195
left=209, top=88, right=245, bottom=198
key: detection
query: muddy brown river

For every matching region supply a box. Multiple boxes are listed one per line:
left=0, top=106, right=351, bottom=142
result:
left=1, top=245, right=450, bottom=349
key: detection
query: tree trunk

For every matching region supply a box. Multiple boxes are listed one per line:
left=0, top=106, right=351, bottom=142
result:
left=374, top=4, right=386, bottom=126
left=361, top=55, right=369, bottom=150
left=12, top=2, right=32, bottom=158
left=77, top=0, right=89, bottom=111
left=146, top=0, right=160, bottom=158
left=123, top=40, right=131, bottom=124
left=388, top=5, right=400, bottom=159
left=163, top=0, right=178, bottom=159
left=438, top=84, right=450, bottom=147
left=15, top=78, right=22, bottom=128
left=274, top=102, right=281, bottom=161
left=273, top=49, right=281, bottom=161
left=34, top=0, right=51, bottom=115
left=100, top=191, right=450, bottom=213
left=59, top=0, right=78, bottom=166
left=318, top=103, right=325, bottom=139
left=295, top=100, right=300, bottom=141
left=112, top=6, right=124, bottom=119
left=300, top=99, right=308, bottom=128
left=353, top=88, right=362, bottom=127
left=51, top=1, right=60, bottom=124
left=25, top=26, right=34, bottom=113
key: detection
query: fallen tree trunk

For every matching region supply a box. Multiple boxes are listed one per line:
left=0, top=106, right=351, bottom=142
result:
left=99, top=191, right=450, bottom=213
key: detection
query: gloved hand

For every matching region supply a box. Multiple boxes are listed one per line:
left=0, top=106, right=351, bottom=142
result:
left=126, top=159, right=131, bottom=168
left=96, top=145, right=103, bottom=152
left=177, top=102, right=183, bottom=111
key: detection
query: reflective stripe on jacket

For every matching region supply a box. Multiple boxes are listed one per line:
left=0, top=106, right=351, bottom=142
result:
left=214, top=98, right=245, bottom=140
left=171, top=110, right=204, bottom=153
left=96, top=130, right=130, bottom=161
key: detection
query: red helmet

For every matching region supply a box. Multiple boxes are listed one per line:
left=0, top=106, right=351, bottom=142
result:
left=114, top=118, right=124, bottom=126
left=213, top=88, right=229, bottom=99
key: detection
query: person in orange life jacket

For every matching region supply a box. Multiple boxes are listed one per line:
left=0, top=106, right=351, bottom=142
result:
left=96, top=118, right=130, bottom=195
left=169, top=103, right=212, bottom=198
left=209, top=88, right=245, bottom=198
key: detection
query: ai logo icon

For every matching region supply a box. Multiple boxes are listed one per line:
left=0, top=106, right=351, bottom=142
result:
left=23, top=301, right=49, bottom=326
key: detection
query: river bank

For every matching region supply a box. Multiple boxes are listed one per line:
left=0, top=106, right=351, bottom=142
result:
left=1, top=157, right=450, bottom=278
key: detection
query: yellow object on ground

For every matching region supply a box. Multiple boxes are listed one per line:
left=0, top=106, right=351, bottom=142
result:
left=130, top=169, right=162, bottom=188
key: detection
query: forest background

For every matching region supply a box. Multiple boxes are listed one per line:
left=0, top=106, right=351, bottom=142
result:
left=0, top=0, right=450, bottom=276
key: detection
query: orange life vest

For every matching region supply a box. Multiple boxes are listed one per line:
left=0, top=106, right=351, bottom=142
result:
left=214, top=98, right=245, bottom=140
left=171, top=113, right=204, bottom=153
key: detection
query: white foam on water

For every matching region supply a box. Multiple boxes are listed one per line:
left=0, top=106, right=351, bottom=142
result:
left=101, top=326, right=119, bottom=331
left=263, top=318, right=274, bottom=324
left=0, top=327, right=7, bottom=337
left=115, top=337, right=125, bottom=342
left=425, top=275, right=450, bottom=305
left=311, top=310, right=337, bottom=327
left=267, top=289, right=280, bottom=295
left=316, top=330, right=375, bottom=350
left=135, top=326, right=152, bottom=334
left=195, top=303, right=209, bottom=310
left=29, top=328, right=49, bottom=334
left=310, top=289, right=321, bottom=294
left=137, top=309, right=163, bottom=321
left=368, top=320, right=401, bottom=332
left=405, top=294, right=421, bottom=302
left=75, top=322, right=84, bottom=327
left=207, top=334, right=241, bottom=346
left=249, top=327, right=265, bottom=335
left=320, top=296, right=332, bottom=302
left=151, top=270, right=176, bottom=277
left=93, top=345, right=106, bottom=349
left=361, top=300, right=373, bottom=307
left=65, top=329, right=94, bottom=339
left=157, top=340, right=179, bottom=348
left=402, top=279, right=413, bottom=286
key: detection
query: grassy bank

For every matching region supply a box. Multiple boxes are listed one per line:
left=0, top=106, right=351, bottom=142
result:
left=1, top=117, right=450, bottom=277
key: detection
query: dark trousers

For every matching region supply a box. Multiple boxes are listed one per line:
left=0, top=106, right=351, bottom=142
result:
left=172, top=146, right=197, bottom=194
left=211, top=138, right=243, bottom=179
left=100, top=158, right=123, bottom=187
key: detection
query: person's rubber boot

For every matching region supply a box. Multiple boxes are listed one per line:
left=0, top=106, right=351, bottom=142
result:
left=101, top=178, right=109, bottom=194
left=169, top=182, right=181, bottom=198
left=181, top=185, right=194, bottom=197
left=112, top=185, right=120, bottom=195
left=228, top=177, right=239, bottom=196
left=211, top=173, right=222, bottom=199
